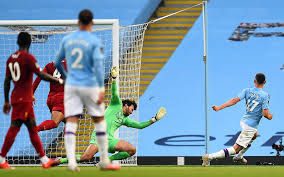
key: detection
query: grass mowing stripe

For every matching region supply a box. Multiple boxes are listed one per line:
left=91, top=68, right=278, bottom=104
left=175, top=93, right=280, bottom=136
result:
left=1, top=166, right=284, bottom=177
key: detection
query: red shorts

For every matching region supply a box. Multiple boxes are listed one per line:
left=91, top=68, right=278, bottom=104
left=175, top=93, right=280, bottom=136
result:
left=47, top=93, right=64, bottom=114
left=11, top=102, right=35, bottom=120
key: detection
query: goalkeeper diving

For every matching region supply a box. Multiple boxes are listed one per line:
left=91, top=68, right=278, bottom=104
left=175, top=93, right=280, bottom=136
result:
left=57, top=66, right=166, bottom=164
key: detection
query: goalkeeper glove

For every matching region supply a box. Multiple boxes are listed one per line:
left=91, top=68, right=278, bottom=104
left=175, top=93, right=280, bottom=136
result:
left=111, top=66, right=118, bottom=79
left=151, top=107, right=167, bottom=123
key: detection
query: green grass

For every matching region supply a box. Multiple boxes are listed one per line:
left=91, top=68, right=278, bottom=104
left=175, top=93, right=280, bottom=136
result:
left=1, top=166, right=284, bottom=177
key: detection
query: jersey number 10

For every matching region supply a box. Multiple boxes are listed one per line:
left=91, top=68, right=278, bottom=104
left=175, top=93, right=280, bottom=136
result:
left=8, top=62, right=21, bottom=82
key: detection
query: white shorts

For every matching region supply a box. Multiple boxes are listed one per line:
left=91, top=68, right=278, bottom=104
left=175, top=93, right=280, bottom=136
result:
left=64, top=85, right=104, bottom=118
left=235, top=121, right=257, bottom=148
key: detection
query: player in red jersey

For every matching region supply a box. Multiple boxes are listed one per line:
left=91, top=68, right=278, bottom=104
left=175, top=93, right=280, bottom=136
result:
left=0, top=32, right=64, bottom=169
left=33, top=60, right=67, bottom=132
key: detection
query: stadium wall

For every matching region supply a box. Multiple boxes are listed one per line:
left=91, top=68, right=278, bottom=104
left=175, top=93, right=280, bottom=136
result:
left=6, top=156, right=284, bottom=165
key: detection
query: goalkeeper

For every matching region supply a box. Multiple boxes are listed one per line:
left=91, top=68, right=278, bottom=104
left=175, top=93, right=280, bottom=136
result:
left=58, top=66, right=166, bottom=163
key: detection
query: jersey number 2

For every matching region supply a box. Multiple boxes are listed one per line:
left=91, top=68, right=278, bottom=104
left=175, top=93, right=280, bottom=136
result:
left=71, top=48, right=83, bottom=69
left=8, top=62, right=21, bottom=81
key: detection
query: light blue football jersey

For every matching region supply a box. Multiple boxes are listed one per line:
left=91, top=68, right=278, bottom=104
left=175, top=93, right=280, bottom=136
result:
left=238, top=88, right=270, bottom=128
left=54, top=30, right=104, bottom=87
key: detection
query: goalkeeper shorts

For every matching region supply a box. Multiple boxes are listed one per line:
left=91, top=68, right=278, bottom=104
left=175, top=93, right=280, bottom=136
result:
left=235, top=121, right=257, bottom=148
left=89, top=136, right=120, bottom=153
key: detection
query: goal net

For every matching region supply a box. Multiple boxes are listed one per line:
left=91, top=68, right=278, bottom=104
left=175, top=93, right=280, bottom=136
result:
left=0, top=20, right=148, bottom=166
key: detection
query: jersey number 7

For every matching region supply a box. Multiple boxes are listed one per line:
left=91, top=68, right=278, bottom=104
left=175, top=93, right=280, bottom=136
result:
left=246, top=99, right=259, bottom=112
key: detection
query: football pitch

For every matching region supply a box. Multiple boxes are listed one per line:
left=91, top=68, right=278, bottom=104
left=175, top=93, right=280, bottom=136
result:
left=1, top=166, right=284, bottom=177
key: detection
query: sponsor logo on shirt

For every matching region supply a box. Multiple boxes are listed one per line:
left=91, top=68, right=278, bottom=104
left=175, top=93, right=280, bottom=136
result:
left=115, top=111, right=124, bottom=124
left=12, top=53, right=20, bottom=59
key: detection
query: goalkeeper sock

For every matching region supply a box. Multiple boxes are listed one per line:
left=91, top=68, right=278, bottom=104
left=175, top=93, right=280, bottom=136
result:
left=109, top=152, right=131, bottom=161
left=64, top=122, right=78, bottom=168
left=0, top=126, right=20, bottom=157
left=94, top=120, right=110, bottom=167
left=60, top=157, right=68, bottom=164
left=37, top=120, right=57, bottom=132
left=60, top=154, right=81, bottom=164
left=209, top=147, right=236, bottom=160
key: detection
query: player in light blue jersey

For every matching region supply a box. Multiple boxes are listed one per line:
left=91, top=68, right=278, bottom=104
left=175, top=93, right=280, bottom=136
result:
left=202, top=73, right=273, bottom=166
left=54, top=9, right=120, bottom=171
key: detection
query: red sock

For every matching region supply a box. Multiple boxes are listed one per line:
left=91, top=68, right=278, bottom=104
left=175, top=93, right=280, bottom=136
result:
left=37, top=120, right=57, bottom=132
left=28, top=127, right=45, bottom=158
left=0, top=127, right=20, bottom=157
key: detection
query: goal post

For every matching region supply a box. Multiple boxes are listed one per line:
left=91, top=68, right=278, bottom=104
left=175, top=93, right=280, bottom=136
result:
left=0, top=19, right=148, bottom=166
left=0, top=19, right=120, bottom=68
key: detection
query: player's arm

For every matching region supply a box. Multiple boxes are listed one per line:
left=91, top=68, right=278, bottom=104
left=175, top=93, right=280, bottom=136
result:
left=213, top=88, right=247, bottom=112
left=93, top=43, right=105, bottom=104
left=33, top=66, right=47, bottom=94
left=37, top=71, right=63, bottom=84
left=29, top=56, right=64, bottom=85
left=212, top=97, right=240, bottom=112
left=3, top=76, right=12, bottom=114
left=262, top=94, right=272, bottom=120
left=93, top=43, right=104, bottom=89
left=109, top=66, right=121, bottom=105
left=124, top=118, right=151, bottom=129
left=262, top=109, right=273, bottom=120
left=124, top=107, right=167, bottom=129
left=54, top=39, right=67, bottom=79
left=3, top=61, right=12, bottom=114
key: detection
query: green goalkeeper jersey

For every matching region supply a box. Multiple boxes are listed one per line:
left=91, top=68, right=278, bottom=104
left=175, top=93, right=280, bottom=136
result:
left=97, top=80, right=151, bottom=139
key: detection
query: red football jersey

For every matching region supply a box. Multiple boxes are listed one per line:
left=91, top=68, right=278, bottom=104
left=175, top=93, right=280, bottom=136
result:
left=6, top=51, right=41, bottom=104
left=33, top=60, right=67, bottom=97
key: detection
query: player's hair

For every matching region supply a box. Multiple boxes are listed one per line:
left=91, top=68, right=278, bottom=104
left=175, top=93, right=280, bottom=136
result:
left=78, top=9, right=93, bottom=25
left=255, top=73, right=266, bottom=85
left=17, top=32, right=31, bottom=49
left=122, top=100, right=137, bottom=110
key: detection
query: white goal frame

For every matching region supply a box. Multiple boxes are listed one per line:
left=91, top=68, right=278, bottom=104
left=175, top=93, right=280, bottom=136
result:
left=0, top=19, right=129, bottom=165
left=0, top=19, right=120, bottom=78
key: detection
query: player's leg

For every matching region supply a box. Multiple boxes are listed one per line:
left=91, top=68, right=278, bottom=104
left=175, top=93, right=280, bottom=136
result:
left=109, top=140, right=135, bottom=161
left=202, top=143, right=241, bottom=166
left=59, top=128, right=99, bottom=164
left=37, top=110, right=64, bottom=131
left=92, top=116, right=110, bottom=165
left=91, top=116, right=120, bottom=170
left=78, top=129, right=99, bottom=162
left=80, top=144, right=99, bottom=161
left=0, top=119, right=23, bottom=169
left=202, top=122, right=256, bottom=166
left=64, top=116, right=80, bottom=171
left=24, top=117, right=54, bottom=168
left=84, top=87, right=110, bottom=166
left=84, top=87, right=119, bottom=170
left=233, top=131, right=258, bottom=164
left=59, top=144, right=98, bottom=164
left=37, top=95, right=64, bottom=132
left=64, top=85, right=82, bottom=171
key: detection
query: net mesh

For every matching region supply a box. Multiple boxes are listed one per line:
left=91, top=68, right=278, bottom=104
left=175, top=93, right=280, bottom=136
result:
left=0, top=22, right=148, bottom=166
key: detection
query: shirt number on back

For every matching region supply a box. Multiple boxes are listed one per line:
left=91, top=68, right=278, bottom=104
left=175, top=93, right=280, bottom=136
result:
left=71, top=48, right=83, bottom=69
left=8, top=62, right=21, bottom=81
left=53, top=69, right=61, bottom=79
left=246, top=99, right=259, bottom=112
